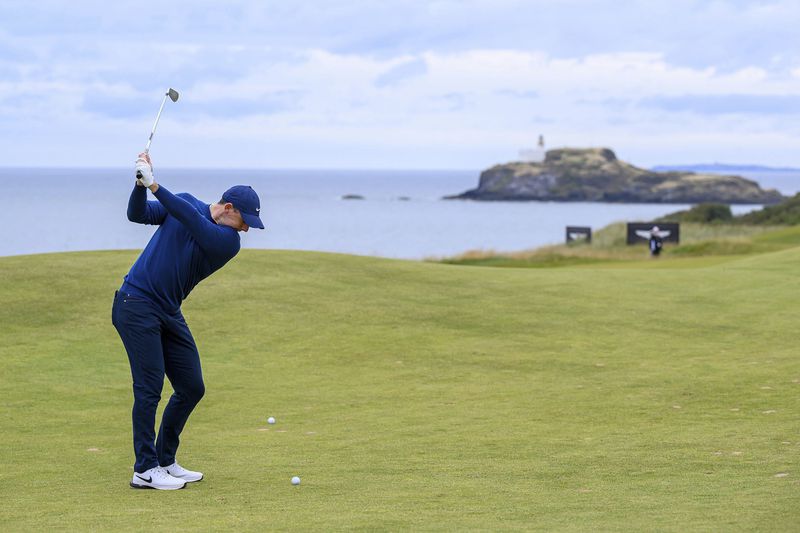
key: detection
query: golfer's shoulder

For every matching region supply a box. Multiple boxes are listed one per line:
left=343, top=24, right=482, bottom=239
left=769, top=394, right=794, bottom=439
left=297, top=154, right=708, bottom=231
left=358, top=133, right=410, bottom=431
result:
left=216, top=224, right=241, bottom=253
left=176, top=192, right=212, bottom=215
left=176, top=192, right=201, bottom=205
left=218, top=229, right=241, bottom=259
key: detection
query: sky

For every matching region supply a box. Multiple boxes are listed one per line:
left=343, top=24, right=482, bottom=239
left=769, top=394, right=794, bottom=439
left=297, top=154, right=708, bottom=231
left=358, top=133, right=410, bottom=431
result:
left=0, top=0, right=799, bottom=169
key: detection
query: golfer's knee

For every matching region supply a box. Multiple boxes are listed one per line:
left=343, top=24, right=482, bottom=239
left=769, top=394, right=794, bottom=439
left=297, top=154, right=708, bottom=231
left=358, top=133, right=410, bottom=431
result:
left=182, top=380, right=205, bottom=403
left=133, top=384, right=161, bottom=405
left=193, top=381, right=205, bottom=402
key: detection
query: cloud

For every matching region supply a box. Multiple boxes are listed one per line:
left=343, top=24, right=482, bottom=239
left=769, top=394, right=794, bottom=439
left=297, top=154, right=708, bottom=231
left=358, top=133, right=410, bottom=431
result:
left=188, top=91, right=304, bottom=118
left=374, top=57, right=428, bottom=87
left=437, top=92, right=469, bottom=111
left=640, top=94, right=800, bottom=115
left=0, top=1, right=799, bottom=167
left=82, top=95, right=159, bottom=119
left=495, top=89, right=539, bottom=100
left=3, top=45, right=800, bottom=167
left=2, top=1, right=799, bottom=71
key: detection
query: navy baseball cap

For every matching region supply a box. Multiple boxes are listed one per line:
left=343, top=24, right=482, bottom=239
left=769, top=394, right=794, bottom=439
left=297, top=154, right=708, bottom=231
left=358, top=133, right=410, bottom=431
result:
left=222, top=185, right=265, bottom=229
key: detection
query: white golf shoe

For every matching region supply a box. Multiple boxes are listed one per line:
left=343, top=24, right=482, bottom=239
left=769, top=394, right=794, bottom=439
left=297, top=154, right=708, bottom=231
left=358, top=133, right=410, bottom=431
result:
left=163, top=462, right=204, bottom=483
left=130, top=466, right=186, bottom=490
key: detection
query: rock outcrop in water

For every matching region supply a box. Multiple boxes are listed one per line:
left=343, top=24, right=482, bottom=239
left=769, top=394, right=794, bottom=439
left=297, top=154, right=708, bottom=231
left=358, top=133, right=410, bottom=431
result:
left=447, top=148, right=783, bottom=204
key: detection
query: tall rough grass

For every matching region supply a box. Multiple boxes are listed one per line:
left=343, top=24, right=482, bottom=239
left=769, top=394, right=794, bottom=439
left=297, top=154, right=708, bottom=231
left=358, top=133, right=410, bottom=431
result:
left=439, top=222, right=796, bottom=267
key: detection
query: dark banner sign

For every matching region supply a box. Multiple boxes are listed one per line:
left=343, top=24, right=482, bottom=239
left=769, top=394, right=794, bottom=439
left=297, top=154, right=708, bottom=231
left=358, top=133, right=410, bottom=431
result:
left=626, top=222, right=680, bottom=245
left=566, top=226, right=592, bottom=244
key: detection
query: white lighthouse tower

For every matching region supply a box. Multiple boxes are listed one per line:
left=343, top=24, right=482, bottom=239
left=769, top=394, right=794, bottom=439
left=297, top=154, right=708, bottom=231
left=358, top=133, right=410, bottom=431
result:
left=519, top=135, right=545, bottom=163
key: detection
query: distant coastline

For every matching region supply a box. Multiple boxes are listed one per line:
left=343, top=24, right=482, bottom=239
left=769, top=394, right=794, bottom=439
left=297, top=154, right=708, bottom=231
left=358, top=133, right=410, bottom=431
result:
left=652, top=163, right=800, bottom=173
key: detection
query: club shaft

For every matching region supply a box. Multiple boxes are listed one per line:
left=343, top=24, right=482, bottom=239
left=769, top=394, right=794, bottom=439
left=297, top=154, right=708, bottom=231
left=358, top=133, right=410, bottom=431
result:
left=144, top=93, right=170, bottom=153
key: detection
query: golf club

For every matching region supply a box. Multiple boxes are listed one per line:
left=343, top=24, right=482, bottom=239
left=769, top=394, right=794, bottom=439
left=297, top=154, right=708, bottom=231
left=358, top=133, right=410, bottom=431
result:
left=136, top=88, right=179, bottom=180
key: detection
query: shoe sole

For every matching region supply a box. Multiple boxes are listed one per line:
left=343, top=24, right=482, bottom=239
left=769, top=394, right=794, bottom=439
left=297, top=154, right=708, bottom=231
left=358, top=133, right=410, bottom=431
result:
left=130, top=482, right=186, bottom=490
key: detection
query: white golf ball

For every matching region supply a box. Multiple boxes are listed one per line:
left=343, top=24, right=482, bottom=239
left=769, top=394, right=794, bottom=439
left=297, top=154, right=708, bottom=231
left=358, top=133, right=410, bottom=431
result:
left=267, top=417, right=276, bottom=425
left=291, top=476, right=301, bottom=485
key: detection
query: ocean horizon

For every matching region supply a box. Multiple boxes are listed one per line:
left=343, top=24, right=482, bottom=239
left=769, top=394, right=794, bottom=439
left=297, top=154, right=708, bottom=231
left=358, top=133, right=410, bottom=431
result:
left=2, top=166, right=797, bottom=260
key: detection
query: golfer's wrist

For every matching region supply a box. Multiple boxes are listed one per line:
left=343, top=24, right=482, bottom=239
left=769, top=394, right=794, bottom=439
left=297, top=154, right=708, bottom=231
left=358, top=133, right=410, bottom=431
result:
left=148, top=182, right=159, bottom=193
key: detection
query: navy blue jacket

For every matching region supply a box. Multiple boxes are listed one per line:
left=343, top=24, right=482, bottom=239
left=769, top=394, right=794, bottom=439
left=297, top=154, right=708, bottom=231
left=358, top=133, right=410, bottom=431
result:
left=121, top=184, right=240, bottom=312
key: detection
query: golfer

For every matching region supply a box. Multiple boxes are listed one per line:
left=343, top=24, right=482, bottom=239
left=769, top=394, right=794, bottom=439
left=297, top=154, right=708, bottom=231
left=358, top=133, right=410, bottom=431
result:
left=112, top=153, right=264, bottom=490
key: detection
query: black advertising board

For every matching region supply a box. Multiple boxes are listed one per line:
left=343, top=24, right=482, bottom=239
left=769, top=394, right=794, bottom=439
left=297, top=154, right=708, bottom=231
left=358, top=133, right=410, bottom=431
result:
left=626, top=222, right=680, bottom=245
left=566, top=226, right=592, bottom=244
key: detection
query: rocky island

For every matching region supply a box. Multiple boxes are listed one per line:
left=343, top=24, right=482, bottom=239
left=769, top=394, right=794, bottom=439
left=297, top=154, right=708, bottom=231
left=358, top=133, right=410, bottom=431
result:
left=447, top=148, right=783, bottom=204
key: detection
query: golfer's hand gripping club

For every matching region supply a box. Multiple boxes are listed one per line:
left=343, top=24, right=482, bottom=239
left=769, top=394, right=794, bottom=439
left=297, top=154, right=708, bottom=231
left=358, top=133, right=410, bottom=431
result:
left=135, top=152, right=155, bottom=188
left=135, top=150, right=149, bottom=184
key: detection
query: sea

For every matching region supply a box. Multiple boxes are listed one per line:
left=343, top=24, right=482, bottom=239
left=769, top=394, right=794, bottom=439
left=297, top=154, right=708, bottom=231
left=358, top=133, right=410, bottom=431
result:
left=1, top=167, right=798, bottom=260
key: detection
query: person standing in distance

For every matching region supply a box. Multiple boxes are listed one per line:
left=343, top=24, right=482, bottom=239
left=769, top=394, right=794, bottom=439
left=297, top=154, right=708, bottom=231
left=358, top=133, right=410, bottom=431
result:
left=649, top=225, right=664, bottom=257
left=112, top=152, right=264, bottom=490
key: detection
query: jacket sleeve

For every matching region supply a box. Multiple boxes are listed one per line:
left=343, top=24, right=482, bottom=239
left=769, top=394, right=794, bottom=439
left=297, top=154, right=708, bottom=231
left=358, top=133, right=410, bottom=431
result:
left=152, top=185, right=240, bottom=256
left=127, top=185, right=167, bottom=225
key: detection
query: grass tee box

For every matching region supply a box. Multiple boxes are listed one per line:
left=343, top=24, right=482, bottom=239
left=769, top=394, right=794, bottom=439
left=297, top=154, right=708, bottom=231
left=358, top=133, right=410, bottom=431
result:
left=0, top=249, right=798, bottom=530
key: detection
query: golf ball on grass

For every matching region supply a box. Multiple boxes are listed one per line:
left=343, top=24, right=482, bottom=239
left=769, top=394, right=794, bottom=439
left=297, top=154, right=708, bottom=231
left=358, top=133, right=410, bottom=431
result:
left=267, top=417, right=275, bottom=424
left=291, top=476, right=301, bottom=485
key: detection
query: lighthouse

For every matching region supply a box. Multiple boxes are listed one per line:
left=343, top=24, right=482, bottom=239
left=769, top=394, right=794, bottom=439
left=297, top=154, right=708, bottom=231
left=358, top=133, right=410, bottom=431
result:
left=519, top=134, right=545, bottom=163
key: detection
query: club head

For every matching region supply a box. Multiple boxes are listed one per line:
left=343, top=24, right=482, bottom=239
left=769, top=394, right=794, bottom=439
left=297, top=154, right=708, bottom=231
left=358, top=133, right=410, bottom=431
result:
left=167, top=88, right=179, bottom=102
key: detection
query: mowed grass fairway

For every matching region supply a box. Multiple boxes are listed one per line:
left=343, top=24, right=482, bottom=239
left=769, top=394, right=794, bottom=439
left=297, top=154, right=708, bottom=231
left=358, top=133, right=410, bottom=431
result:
left=1, top=249, right=798, bottom=531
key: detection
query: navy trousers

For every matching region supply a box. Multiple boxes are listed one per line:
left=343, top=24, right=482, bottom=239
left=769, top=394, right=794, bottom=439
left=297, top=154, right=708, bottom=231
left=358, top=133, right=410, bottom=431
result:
left=112, top=290, right=205, bottom=473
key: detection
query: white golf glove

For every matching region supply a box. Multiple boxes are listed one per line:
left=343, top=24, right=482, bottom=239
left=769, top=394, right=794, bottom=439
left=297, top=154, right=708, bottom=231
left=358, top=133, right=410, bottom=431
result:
left=135, top=157, right=154, bottom=187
